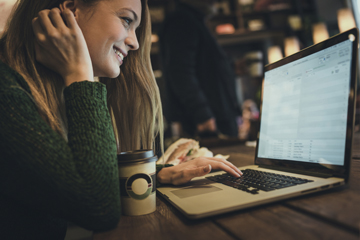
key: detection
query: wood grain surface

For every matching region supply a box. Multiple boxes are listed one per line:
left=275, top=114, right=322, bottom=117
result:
left=93, top=132, right=360, bottom=240
left=93, top=194, right=235, bottom=240
left=284, top=189, right=360, bottom=232
left=214, top=204, right=359, bottom=240
left=283, top=132, right=360, bottom=233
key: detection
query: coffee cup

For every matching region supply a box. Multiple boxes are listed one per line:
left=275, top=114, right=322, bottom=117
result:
left=117, top=150, right=157, bottom=216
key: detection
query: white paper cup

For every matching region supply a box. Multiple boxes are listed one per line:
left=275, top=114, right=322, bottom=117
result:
left=118, top=150, right=157, bottom=216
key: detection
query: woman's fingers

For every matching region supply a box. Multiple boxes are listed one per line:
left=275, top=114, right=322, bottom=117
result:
left=209, top=161, right=241, bottom=178
left=48, top=8, right=67, bottom=29
left=61, top=8, right=78, bottom=30
left=157, top=158, right=242, bottom=186
left=37, top=9, right=56, bottom=35
left=35, top=8, right=71, bottom=39
left=204, top=157, right=243, bottom=176
left=32, top=17, right=46, bottom=43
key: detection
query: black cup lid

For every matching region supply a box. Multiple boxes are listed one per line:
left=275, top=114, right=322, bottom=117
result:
left=117, top=149, right=154, bottom=161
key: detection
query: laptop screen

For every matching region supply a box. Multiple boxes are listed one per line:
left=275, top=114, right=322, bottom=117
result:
left=255, top=28, right=358, bottom=179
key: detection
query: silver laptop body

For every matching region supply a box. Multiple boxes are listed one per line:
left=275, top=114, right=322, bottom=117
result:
left=157, top=28, right=358, bottom=219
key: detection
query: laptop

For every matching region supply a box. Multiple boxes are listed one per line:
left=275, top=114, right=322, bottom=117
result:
left=157, top=28, right=359, bottom=219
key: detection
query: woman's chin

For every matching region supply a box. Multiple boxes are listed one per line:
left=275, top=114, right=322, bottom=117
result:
left=109, top=70, right=121, bottom=78
left=96, top=68, right=121, bottom=79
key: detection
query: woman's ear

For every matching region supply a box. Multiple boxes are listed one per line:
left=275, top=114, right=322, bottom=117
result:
left=59, top=0, right=77, bottom=16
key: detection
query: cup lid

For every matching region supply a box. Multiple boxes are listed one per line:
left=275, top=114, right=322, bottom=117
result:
left=117, top=149, right=154, bottom=161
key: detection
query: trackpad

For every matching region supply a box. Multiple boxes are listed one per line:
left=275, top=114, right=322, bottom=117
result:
left=171, top=185, right=222, bottom=199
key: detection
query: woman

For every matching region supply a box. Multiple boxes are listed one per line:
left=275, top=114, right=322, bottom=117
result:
left=0, top=0, right=242, bottom=239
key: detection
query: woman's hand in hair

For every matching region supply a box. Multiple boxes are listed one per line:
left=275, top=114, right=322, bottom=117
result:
left=32, top=8, right=93, bottom=86
left=157, top=157, right=243, bottom=186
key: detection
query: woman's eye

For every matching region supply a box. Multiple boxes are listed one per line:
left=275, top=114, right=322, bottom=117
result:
left=121, top=17, right=133, bottom=28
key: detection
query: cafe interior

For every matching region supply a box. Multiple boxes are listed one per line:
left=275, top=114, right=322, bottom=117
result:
left=0, top=0, right=359, bottom=239
left=148, top=0, right=360, bottom=146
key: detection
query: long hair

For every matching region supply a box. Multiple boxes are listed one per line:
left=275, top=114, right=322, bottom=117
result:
left=0, top=0, right=163, bottom=153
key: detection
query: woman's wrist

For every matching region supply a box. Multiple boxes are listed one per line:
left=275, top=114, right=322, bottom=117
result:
left=64, top=70, right=94, bottom=87
left=156, top=164, right=174, bottom=185
left=157, top=167, right=169, bottom=184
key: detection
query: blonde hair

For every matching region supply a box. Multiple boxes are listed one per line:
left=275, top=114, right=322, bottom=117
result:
left=0, top=0, right=163, bottom=153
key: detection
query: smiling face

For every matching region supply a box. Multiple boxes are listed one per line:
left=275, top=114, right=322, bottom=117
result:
left=75, top=0, right=142, bottom=78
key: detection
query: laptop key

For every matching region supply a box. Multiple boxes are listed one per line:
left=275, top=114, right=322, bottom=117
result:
left=206, top=169, right=313, bottom=194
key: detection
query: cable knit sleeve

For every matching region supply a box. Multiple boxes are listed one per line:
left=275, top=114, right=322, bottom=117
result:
left=0, top=66, right=120, bottom=232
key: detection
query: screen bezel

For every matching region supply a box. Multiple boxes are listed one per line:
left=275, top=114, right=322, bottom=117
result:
left=255, top=28, right=359, bottom=181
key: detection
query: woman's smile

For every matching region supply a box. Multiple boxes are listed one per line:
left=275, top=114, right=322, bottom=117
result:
left=114, top=47, right=125, bottom=65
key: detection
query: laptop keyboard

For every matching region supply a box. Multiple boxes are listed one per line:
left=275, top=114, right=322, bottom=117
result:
left=206, top=169, right=313, bottom=194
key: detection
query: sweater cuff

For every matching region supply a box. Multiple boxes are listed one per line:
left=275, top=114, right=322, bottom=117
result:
left=64, top=81, right=107, bottom=103
left=156, top=164, right=174, bottom=188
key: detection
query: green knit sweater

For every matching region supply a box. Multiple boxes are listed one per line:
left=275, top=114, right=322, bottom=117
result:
left=0, top=61, right=123, bottom=239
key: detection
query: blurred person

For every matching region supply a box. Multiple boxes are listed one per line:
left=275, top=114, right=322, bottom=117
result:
left=159, top=0, right=241, bottom=138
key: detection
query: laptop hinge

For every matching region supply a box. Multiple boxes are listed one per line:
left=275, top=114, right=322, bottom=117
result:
left=258, top=165, right=333, bottom=178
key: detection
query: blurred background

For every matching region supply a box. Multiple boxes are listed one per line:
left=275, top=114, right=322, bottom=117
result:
left=148, top=0, right=360, bottom=145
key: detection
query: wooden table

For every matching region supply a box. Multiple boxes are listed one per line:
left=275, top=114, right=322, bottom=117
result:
left=94, top=131, right=360, bottom=240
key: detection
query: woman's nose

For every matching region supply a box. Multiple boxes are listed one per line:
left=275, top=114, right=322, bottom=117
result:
left=125, top=30, right=139, bottom=51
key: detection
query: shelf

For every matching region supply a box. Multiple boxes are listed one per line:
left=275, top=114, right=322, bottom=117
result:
left=216, top=30, right=285, bottom=46
left=211, top=13, right=237, bottom=21
left=240, top=8, right=315, bottom=18
left=207, top=8, right=311, bottom=23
